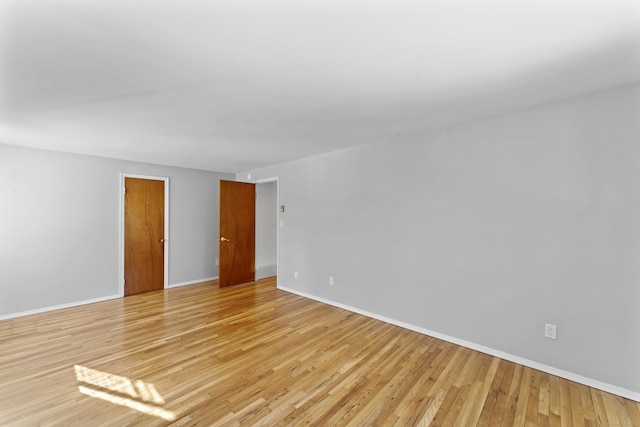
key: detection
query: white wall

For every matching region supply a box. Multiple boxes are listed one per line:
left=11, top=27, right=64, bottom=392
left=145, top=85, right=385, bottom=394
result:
left=240, top=83, right=640, bottom=398
left=256, top=180, right=278, bottom=279
left=0, top=144, right=232, bottom=317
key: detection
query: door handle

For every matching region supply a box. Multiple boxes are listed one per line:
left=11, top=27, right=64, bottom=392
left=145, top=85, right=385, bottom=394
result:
left=220, top=237, right=230, bottom=242
left=159, top=238, right=165, bottom=243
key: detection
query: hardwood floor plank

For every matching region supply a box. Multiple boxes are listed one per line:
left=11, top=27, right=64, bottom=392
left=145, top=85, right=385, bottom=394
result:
left=444, top=353, right=488, bottom=426
left=624, top=398, right=640, bottom=426
left=1, top=277, right=638, bottom=426
left=591, top=388, right=611, bottom=427
left=476, top=358, right=509, bottom=426
left=513, top=366, right=533, bottom=427
left=486, top=360, right=516, bottom=426
left=579, top=382, right=597, bottom=427
left=502, top=364, right=526, bottom=427
left=458, top=356, right=501, bottom=426
left=538, top=372, right=551, bottom=416
left=525, top=369, right=541, bottom=426
left=559, top=374, right=575, bottom=427
left=418, top=388, right=448, bottom=426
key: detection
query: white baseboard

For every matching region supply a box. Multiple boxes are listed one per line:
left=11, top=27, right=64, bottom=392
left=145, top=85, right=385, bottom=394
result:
left=256, top=266, right=277, bottom=281
left=278, top=285, right=640, bottom=403
left=168, top=276, right=218, bottom=288
left=0, top=278, right=219, bottom=321
left=0, top=294, right=120, bottom=321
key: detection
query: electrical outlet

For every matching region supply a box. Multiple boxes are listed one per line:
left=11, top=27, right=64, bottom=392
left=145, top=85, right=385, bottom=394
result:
left=294, top=271, right=298, bottom=279
left=215, top=259, right=219, bottom=266
left=545, top=323, right=557, bottom=340
left=329, top=276, right=334, bottom=286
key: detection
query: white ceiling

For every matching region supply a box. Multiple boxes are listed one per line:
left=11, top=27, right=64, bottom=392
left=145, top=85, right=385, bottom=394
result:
left=1, top=0, right=639, bottom=173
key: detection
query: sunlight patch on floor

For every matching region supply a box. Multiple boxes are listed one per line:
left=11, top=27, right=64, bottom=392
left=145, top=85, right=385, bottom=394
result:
left=74, top=365, right=174, bottom=421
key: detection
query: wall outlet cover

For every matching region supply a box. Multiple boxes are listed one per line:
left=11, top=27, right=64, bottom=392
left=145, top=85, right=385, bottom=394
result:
left=545, top=323, right=557, bottom=340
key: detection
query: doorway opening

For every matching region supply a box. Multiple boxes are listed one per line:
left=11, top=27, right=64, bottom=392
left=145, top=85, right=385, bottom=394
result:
left=255, top=179, right=278, bottom=280
left=217, top=177, right=279, bottom=287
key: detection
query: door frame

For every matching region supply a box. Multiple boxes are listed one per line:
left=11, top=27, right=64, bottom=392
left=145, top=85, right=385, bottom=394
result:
left=119, top=173, right=170, bottom=297
left=254, top=177, right=279, bottom=281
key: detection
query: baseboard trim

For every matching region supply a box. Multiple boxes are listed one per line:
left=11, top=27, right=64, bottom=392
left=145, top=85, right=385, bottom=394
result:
left=0, top=278, right=220, bottom=321
left=0, top=294, right=121, bottom=321
left=168, top=276, right=218, bottom=288
left=278, top=285, right=640, bottom=403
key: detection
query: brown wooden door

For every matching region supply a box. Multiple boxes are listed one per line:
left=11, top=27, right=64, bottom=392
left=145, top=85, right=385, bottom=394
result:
left=124, top=177, right=165, bottom=296
left=219, top=180, right=255, bottom=288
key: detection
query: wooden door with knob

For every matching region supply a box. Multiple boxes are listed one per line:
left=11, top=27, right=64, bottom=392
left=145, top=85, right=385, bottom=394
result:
left=219, top=180, right=255, bottom=288
left=124, top=177, right=166, bottom=296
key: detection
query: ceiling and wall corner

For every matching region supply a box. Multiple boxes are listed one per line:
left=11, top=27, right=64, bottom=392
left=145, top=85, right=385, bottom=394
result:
left=1, top=0, right=639, bottom=172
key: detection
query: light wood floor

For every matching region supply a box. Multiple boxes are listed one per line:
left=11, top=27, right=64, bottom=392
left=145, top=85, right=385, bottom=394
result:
left=1, top=277, right=638, bottom=426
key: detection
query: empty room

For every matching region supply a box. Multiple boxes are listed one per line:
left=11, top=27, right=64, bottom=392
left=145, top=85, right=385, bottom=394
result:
left=1, top=0, right=640, bottom=425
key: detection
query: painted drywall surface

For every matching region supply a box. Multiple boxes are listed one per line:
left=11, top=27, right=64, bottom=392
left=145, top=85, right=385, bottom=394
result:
left=0, top=144, right=232, bottom=316
left=241, top=83, right=640, bottom=394
left=165, top=166, right=229, bottom=283
left=256, top=181, right=278, bottom=279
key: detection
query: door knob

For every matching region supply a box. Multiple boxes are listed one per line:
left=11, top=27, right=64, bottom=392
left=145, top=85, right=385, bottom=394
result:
left=159, top=238, right=165, bottom=243
left=220, top=237, right=230, bottom=242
